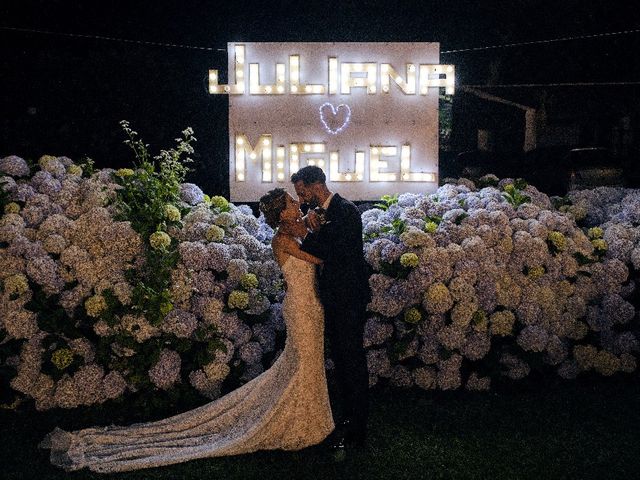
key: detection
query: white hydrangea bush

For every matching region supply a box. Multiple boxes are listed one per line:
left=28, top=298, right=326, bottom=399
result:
left=0, top=155, right=283, bottom=410
left=362, top=177, right=638, bottom=391
left=2, top=155, right=639, bottom=412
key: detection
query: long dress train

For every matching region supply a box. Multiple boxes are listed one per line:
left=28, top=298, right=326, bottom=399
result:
left=39, top=255, right=334, bottom=472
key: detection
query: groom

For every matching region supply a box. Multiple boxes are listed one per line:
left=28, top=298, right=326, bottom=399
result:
left=291, top=166, right=371, bottom=449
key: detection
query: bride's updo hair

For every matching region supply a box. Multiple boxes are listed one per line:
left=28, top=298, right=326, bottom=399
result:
left=259, top=188, right=287, bottom=229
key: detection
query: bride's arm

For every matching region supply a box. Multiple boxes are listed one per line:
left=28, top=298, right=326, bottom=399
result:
left=273, top=234, right=323, bottom=265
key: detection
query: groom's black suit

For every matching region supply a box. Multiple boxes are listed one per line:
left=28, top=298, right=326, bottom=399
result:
left=300, top=193, right=370, bottom=441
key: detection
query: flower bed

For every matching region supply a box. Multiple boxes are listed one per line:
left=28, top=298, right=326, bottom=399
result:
left=362, top=177, right=637, bottom=391
left=1, top=147, right=638, bottom=411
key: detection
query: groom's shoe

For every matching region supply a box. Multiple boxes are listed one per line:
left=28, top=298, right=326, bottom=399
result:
left=326, top=420, right=366, bottom=450
left=344, top=429, right=367, bottom=448
left=322, top=420, right=348, bottom=452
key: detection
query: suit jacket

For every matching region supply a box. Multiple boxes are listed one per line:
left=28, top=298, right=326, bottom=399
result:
left=300, top=193, right=371, bottom=311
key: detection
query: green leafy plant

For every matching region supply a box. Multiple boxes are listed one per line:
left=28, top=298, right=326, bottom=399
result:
left=380, top=218, right=407, bottom=236
left=374, top=194, right=399, bottom=211
left=79, top=157, right=96, bottom=178
left=453, top=212, right=469, bottom=225
left=501, top=181, right=531, bottom=208
left=573, top=251, right=597, bottom=266
left=114, top=120, right=195, bottom=240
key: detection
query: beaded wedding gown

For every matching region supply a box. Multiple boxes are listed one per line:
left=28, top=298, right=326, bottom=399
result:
left=40, top=255, right=334, bottom=472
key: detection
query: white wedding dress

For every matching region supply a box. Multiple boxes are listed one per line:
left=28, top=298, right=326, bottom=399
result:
left=40, top=255, right=334, bottom=472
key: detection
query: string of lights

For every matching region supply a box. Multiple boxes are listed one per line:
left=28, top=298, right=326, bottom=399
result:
left=462, top=81, right=640, bottom=87
left=0, top=26, right=226, bottom=52
left=440, top=28, right=640, bottom=53
left=1, top=25, right=640, bottom=55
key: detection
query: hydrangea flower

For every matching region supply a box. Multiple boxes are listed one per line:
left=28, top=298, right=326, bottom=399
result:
left=179, top=183, right=205, bottom=205
left=4, top=273, right=29, bottom=296
left=85, top=295, right=107, bottom=317
left=228, top=290, right=249, bottom=310
left=206, top=224, right=225, bottom=242
left=517, top=325, right=550, bottom=352
left=214, top=212, right=234, bottom=228
left=403, top=307, right=422, bottom=324
left=588, top=226, right=604, bottom=239
left=592, top=238, right=607, bottom=253
left=150, top=231, right=172, bottom=251
left=240, top=272, right=259, bottom=290
left=423, top=282, right=453, bottom=314
left=164, top=204, right=181, bottom=222
left=50, top=348, right=74, bottom=370
left=424, top=221, right=438, bottom=233
left=210, top=195, right=230, bottom=210
left=547, top=231, right=567, bottom=252
left=148, top=349, right=182, bottom=390
left=490, top=310, right=515, bottom=336
left=4, top=202, right=21, bottom=214
left=66, top=164, right=83, bottom=176
left=0, top=155, right=30, bottom=176
left=115, top=168, right=134, bottom=178
left=203, top=361, right=231, bottom=382
left=400, top=252, right=419, bottom=268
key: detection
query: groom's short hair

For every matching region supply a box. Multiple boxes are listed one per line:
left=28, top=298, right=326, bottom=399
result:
left=290, top=166, right=326, bottom=185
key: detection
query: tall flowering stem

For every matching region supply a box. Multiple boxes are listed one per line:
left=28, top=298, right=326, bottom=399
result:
left=113, top=121, right=197, bottom=326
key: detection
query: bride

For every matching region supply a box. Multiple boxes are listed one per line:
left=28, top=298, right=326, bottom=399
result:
left=39, top=187, right=334, bottom=472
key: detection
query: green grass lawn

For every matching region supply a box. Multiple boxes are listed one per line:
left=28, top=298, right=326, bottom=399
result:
left=2, top=375, right=639, bottom=480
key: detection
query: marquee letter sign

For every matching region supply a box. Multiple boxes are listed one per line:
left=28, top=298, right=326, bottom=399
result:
left=209, top=42, right=454, bottom=202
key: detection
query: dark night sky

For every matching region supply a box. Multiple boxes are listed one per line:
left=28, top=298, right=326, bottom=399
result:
left=1, top=0, right=639, bottom=196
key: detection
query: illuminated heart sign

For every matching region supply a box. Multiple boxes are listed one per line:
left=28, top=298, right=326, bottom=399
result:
left=208, top=42, right=455, bottom=201
left=319, top=103, right=351, bottom=135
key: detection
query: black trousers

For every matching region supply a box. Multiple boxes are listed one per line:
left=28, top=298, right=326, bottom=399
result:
left=324, top=303, right=369, bottom=437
